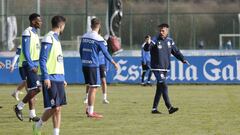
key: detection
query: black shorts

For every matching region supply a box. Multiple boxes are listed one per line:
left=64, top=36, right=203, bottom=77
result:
left=82, top=67, right=100, bottom=87
left=99, top=64, right=106, bottom=78
left=42, top=81, right=67, bottom=109
left=23, top=65, right=41, bottom=91
left=19, top=67, right=26, bottom=80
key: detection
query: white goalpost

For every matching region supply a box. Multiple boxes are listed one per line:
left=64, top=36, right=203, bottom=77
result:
left=219, top=34, right=240, bottom=49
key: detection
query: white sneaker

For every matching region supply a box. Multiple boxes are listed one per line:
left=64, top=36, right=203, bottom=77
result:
left=11, top=91, right=19, bottom=101
left=103, top=99, right=110, bottom=104
left=84, top=98, right=88, bottom=104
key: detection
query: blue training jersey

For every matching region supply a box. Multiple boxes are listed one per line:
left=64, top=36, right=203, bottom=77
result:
left=39, top=31, right=65, bottom=81
left=141, top=42, right=150, bottom=64
left=22, top=26, right=39, bottom=70
left=79, top=31, right=113, bottom=67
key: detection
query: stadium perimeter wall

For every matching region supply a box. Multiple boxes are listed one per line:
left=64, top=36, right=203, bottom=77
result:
left=0, top=52, right=240, bottom=84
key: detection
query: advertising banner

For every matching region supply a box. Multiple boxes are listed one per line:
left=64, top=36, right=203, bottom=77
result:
left=0, top=56, right=239, bottom=84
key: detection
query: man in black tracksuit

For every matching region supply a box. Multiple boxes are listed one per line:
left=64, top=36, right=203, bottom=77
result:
left=144, top=23, right=189, bottom=114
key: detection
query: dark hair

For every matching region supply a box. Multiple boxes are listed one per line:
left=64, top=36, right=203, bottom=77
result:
left=91, top=18, right=101, bottom=29
left=145, top=35, right=150, bottom=39
left=51, top=15, right=66, bottom=28
left=158, top=23, right=169, bottom=28
left=29, top=13, right=40, bottom=22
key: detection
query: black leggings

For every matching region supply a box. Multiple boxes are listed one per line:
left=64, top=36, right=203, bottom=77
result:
left=152, top=82, right=172, bottom=109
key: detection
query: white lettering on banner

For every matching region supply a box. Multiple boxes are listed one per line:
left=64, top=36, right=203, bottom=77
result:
left=128, top=65, right=139, bottom=80
left=170, top=61, right=176, bottom=80
left=178, top=61, right=184, bottom=80
left=5, top=59, right=11, bottom=69
left=222, top=65, right=234, bottom=80
left=203, top=59, right=221, bottom=81
left=113, top=59, right=129, bottom=81
left=170, top=61, right=197, bottom=81
left=237, top=59, right=240, bottom=80
left=114, top=59, right=198, bottom=82
left=185, top=65, right=198, bottom=81
left=203, top=58, right=240, bottom=81
left=1, top=59, right=18, bottom=69
left=113, top=58, right=239, bottom=82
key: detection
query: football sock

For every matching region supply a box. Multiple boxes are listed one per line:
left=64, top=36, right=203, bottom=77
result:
left=53, top=128, right=60, bottom=135
left=29, top=109, right=36, bottom=118
left=142, top=72, right=146, bottom=83
left=103, top=93, right=107, bottom=100
left=88, top=106, right=94, bottom=115
left=36, top=118, right=43, bottom=129
left=17, top=101, right=25, bottom=110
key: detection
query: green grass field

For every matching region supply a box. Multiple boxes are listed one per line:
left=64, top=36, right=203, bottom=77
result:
left=0, top=85, right=240, bottom=135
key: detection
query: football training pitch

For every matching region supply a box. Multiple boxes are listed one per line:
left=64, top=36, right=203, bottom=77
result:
left=0, top=85, right=240, bottom=135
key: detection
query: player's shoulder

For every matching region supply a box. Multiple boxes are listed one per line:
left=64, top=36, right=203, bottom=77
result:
left=167, top=37, right=173, bottom=41
left=81, top=32, right=89, bottom=38
left=82, top=31, right=107, bottom=46
left=82, top=31, right=105, bottom=42
left=42, top=31, right=54, bottom=44
left=166, top=37, right=173, bottom=41
left=22, top=27, right=32, bottom=36
left=166, top=37, right=175, bottom=45
left=95, top=35, right=105, bottom=42
left=98, top=37, right=107, bottom=46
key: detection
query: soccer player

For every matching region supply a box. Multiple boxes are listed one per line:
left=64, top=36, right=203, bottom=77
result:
left=144, top=23, right=189, bottom=114
left=141, top=35, right=152, bottom=86
left=14, top=13, right=42, bottom=122
left=84, top=34, right=110, bottom=104
left=80, top=18, right=118, bottom=118
left=33, top=15, right=67, bottom=135
left=10, top=46, right=27, bottom=101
